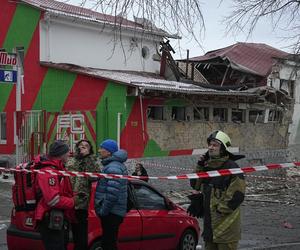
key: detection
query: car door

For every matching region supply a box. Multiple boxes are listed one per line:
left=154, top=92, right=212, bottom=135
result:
left=118, top=183, right=143, bottom=250
left=88, top=182, right=142, bottom=250
left=132, top=183, right=178, bottom=250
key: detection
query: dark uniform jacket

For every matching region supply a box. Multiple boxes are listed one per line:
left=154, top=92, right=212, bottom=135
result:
left=190, top=152, right=246, bottom=243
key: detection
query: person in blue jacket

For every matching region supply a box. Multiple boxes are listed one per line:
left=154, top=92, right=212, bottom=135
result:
left=94, top=139, right=128, bottom=250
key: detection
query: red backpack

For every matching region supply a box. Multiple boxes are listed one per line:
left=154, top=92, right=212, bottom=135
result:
left=12, top=162, right=42, bottom=211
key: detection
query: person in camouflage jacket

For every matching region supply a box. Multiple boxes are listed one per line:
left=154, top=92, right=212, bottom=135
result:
left=66, top=139, right=100, bottom=250
left=190, top=131, right=246, bottom=250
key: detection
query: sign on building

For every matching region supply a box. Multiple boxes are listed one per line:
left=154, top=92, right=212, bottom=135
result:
left=0, top=51, right=17, bottom=66
left=0, top=69, right=17, bottom=83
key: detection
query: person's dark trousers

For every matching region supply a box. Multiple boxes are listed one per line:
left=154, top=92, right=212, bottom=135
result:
left=71, top=209, right=88, bottom=250
left=37, top=219, right=68, bottom=250
left=100, top=213, right=124, bottom=250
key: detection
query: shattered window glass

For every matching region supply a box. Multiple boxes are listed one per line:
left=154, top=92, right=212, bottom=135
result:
left=172, top=107, right=186, bottom=121
left=213, top=108, right=227, bottom=122
left=147, top=106, right=164, bottom=120
left=249, top=110, right=264, bottom=123
left=194, top=107, right=209, bottom=121
left=232, top=109, right=245, bottom=123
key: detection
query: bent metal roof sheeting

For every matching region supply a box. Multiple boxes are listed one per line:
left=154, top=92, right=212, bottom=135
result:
left=41, top=62, right=258, bottom=97
left=189, top=42, right=290, bottom=77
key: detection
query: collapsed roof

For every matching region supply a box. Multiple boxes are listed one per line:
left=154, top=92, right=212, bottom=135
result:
left=41, top=62, right=292, bottom=107
left=183, top=43, right=290, bottom=87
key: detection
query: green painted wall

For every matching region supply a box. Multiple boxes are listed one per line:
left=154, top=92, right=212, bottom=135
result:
left=0, top=4, right=41, bottom=111
left=143, top=139, right=169, bottom=157
left=32, top=68, right=76, bottom=110
left=96, top=82, right=128, bottom=144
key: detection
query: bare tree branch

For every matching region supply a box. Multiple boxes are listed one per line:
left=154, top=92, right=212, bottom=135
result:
left=225, top=0, right=300, bottom=53
left=64, top=0, right=206, bottom=52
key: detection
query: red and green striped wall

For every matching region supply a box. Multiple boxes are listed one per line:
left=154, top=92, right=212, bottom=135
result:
left=0, top=0, right=194, bottom=158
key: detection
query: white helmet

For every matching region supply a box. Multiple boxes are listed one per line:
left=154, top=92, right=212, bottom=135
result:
left=207, top=130, right=231, bottom=151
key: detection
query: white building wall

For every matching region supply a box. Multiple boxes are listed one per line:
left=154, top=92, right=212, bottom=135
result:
left=273, top=62, right=300, bottom=145
left=40, top=15, right=162, bottom=73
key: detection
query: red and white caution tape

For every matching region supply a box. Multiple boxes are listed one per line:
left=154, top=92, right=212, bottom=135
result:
left=1, top=162, right=300, bottom=180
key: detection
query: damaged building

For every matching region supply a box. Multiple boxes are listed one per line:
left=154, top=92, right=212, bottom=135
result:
left=0, top=0, right=295, bottom=168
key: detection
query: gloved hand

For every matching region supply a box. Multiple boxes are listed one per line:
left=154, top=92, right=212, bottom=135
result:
left=187, top=193, right=204, bottom=218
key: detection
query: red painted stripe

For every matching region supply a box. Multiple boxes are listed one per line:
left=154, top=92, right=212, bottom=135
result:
left=62, top=75, right=107, bottom=110
left=47, top=113, right=59, bottom=141
left=0, top=1, right=16, bottom=46
left=120, top=98, right=147, bottom=158
left=169, top=149, right=193, bottom=156
left=22, top=24, right=47, bottom=110
left=83, top=112, right=96, bottom=140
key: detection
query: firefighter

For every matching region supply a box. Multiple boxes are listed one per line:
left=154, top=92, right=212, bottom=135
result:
left=34, top=140, right=75, bottom=250
left=190, top=131, right=246, bottom=250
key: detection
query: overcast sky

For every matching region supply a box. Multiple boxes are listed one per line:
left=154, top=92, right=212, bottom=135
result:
left=67, top=0, right=292, bottom=59
left=174, top=1, right=292, bottom=59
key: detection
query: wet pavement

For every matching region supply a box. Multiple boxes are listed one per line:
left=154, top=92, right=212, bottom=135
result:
left=1, top=166, right=300, bottom=250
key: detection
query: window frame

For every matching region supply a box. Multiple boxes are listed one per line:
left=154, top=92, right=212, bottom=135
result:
left=171, top=106, right=186, bottom=121
left=193, top=106, right=209, bottom=121
left=0, top=112, right=7, bottom=144
left=132, top=183, right=168, bottom=210
left=213, top=107, right=228, bottom=122
left=147, top=106, right=164, bottom=120
left=249, top=109, right=265, bottom=124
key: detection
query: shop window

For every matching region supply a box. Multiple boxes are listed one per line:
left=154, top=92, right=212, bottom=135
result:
left=213, top=108, right=227, bottom=122
left=0, top=112, right=7, bottom=143
left=147, top=106, right=164, bottom=120
left=232, top=109, right=245, bottom=123
left=172, top=107, right=186, bottom=121
left=249, top=110, right=264, bottom=123
left=194, top=107, right=209, bottom=121
left=268, top=110, right=281, bottom=122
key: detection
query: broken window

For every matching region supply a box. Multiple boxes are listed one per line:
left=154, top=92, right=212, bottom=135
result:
left=232, top=109, right=245, bottom=123
left=0, top=112, right=7, bottom=143
left=147, top=106, right=164, bottom=120
left=213, top=108, right=227, bottom=122
left=194, top=107, right=209, bottom=121
left=249, top=110, right=264, bottom=123
left=172, top=107, right=186, bottom=121
left=268, top=110, right=281, bottom=122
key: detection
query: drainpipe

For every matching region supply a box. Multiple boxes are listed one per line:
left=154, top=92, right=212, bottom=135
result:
left=139, top=91, right=146, bottom=143
left=117, top=112, right=122, bottom=148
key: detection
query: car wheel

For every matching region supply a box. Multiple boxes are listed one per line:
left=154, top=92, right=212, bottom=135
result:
left=89, top=240, right=103, bottom=250
left=178, top=229, right=197, bottom=250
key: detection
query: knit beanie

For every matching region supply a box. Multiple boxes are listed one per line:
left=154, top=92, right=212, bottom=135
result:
left=49, top=140, right=70, bottom=157
left=100, top=139, right=118, bottom=153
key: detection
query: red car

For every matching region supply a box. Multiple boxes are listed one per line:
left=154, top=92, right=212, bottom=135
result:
left=7, top=180, right=200, bottom=250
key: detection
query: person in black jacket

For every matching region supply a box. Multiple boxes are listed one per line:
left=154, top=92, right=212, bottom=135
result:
left=132, top=163, right=148, bottom=182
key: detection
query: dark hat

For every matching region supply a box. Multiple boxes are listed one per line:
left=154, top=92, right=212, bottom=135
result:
left=99, top=139, right=118, bottom=153
left=49, top=140, right=70, bottom=157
